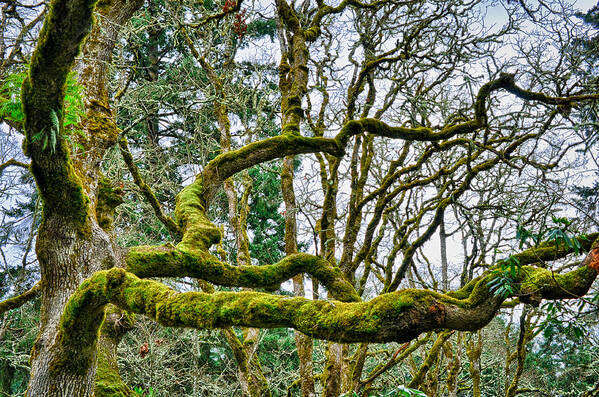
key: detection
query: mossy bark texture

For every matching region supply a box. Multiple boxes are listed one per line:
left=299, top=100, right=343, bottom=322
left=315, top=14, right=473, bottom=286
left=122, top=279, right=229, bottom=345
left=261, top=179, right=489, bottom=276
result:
left=21, top=0, right=141, bottom=394
left=54, top=247, right=598, bottom=373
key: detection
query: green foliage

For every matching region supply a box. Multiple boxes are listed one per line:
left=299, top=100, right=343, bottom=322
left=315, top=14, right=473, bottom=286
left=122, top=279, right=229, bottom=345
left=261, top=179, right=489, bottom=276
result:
left=133, top=386, right=156, bottom=396
left=0, top=300, right=40, bottom=396
left=1, top=67, right=85, bottom=154
left=0, top=71, right=27, bottom=123
left=527, top=304, right=599, bottom=395
left=246, top=164, right=286, bottom=265
left=245, top=18, right=277, bottom=41
left=487, top=255, right=520, bottom=298
left=515, top=223, right=543, bottom=249
left=1, top=68, right=84, bottom=128
left=491, top=215, right=586, bottom=298
left=545, top=216, right=583, bottom=255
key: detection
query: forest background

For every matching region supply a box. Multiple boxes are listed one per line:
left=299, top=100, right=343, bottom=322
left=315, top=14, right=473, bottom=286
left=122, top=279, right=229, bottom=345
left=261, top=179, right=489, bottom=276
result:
left=2, top=0, right=599, bottom=396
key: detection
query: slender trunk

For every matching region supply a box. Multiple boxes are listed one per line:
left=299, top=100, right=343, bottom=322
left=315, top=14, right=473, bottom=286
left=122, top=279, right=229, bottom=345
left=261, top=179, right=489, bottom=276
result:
left=282, top=155, right=316, bottom=397
left=466, top=331, right=483, bottom=397
left=322, top=343, right=344, bottom=397
left=440, top=215, right=448, bottom=290
left=408, top=331, right=453, bottom=390
left=503, top=313, right=515, bottom=394
left=445, top=332, right=462, bottom=397
left=505, top=307, right=531, bottom=397
left=320, top=159, right=344, bottom=397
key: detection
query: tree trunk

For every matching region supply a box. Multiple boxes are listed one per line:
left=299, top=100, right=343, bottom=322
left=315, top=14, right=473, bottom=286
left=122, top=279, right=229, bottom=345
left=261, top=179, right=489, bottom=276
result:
left=282, top=155, right=316, bottom=397
left=25, top=0, right=141, bottom=393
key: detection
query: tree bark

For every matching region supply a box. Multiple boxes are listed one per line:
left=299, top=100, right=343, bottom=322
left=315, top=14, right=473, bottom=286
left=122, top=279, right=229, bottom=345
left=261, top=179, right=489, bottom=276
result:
left=24, top=0, right=141, bottom=393
left=283, top=155, right=316, bottom=397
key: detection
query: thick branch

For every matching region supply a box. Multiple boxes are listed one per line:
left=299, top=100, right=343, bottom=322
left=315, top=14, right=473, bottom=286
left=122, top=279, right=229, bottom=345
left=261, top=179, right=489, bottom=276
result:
left=0, top=282, right=41, bottom=315
left=21, top=0, right=97, bottom=227
left=52, top=249, right=598, bottom=373
left=125, top=248, right=360, bottom=302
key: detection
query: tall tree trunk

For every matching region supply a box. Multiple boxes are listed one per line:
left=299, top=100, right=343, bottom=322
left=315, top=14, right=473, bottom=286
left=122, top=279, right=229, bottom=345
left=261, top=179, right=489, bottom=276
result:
left=505, top=307, right=533, bottom=397
left=282, top=155, right=316, bottom=397
left=25, top=0, right=141, bottom=393
left=440, top=214, right=449, bottom=290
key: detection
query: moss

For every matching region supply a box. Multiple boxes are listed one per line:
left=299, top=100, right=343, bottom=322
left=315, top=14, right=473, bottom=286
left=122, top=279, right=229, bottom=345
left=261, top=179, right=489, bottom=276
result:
left=20, top=0, right=99, bottom=236
left=509, top=232, right=599, bottom=266
left=0, top=283, right=40, bottom=315
left=49, top=281, right=106, bottom=375
left=303, top=25, right=320, bottom=41
left=95, top=342, right=135, bottom=397
left=85, top=107, right=120, bottom=147
left=174, top=179, right=222, bottom=251
left=94, top=305, right=135, bottom=397
left=54, top=252, right=598, bottom=371
left=96, top=175, right=124, bottom=230
left=126, top=247, right=360, bottom=302
left=518, top=265, right=595, bottom=299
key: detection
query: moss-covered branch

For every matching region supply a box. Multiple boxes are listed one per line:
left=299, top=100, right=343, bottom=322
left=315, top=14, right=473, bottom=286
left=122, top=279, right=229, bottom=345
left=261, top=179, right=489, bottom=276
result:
left=167, top=73, right=599, bottom=270
left=196, top=134, right=342, bottom=206
left=21, top=0, right=98, bottom=228
left=506, top=232, right=599, bottom=267
left=0, top=282, right=40, bottom=315
left=52, top=247, right=598, bottom=373
left=0, top=159, right=29, bottom=176
left=188, top=73, right=598, bottom=213
left=126, top=248, right=360, bottom=302
left=94, top=306, right=136, bottom=397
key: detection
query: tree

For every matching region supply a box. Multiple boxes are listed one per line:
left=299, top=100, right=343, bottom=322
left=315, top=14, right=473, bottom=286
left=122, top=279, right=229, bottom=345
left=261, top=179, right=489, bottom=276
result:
left=2, top=0, right=599, bottom=395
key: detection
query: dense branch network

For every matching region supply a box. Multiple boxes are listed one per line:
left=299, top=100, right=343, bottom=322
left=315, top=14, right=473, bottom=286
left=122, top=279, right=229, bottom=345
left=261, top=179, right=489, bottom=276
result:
left=10, top=0, right=599, bottom=388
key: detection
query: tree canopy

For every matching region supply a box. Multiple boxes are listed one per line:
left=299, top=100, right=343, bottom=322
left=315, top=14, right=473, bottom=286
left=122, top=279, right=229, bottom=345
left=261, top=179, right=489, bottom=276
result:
left=1, top=0, right=599, bottom=396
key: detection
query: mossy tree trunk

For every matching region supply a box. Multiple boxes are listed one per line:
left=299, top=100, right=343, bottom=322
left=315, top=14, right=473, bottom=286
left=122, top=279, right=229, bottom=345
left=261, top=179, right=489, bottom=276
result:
left=505, top=306, right=536, bottom=397
left=466, top=330, right=483, bottom=397
left=23, top=0, right=140, bottom=394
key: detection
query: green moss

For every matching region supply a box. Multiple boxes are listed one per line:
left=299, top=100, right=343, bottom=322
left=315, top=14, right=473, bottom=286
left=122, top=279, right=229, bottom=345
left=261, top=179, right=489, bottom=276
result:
left=303, top=26, right=320, bottom=41
left=49, top=284, right=106, bottom=375
left=126, top=247, right=360, bottom=302
left=174, top=179, right=222, bottom=251
left=510, top=232, right=599, bottom=266
left=96, top=175, right=124, bottom=230
left=95, top=342, right=135, bottom=397
left=21, top=0, right=99, bottom=235
left=53, top=255, right=598, bottom=371
left=85, top=107, right=120, bottom=146
left=518, top=265, right=595, bottom=299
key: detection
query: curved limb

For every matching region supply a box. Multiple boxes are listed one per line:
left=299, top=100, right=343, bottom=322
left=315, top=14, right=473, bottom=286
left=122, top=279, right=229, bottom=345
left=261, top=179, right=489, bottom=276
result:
left=50, top=245, right=598, bottom=375
left=0, top=282, right=40, bottom=315
left=126, top=249, right=360, bottom=303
